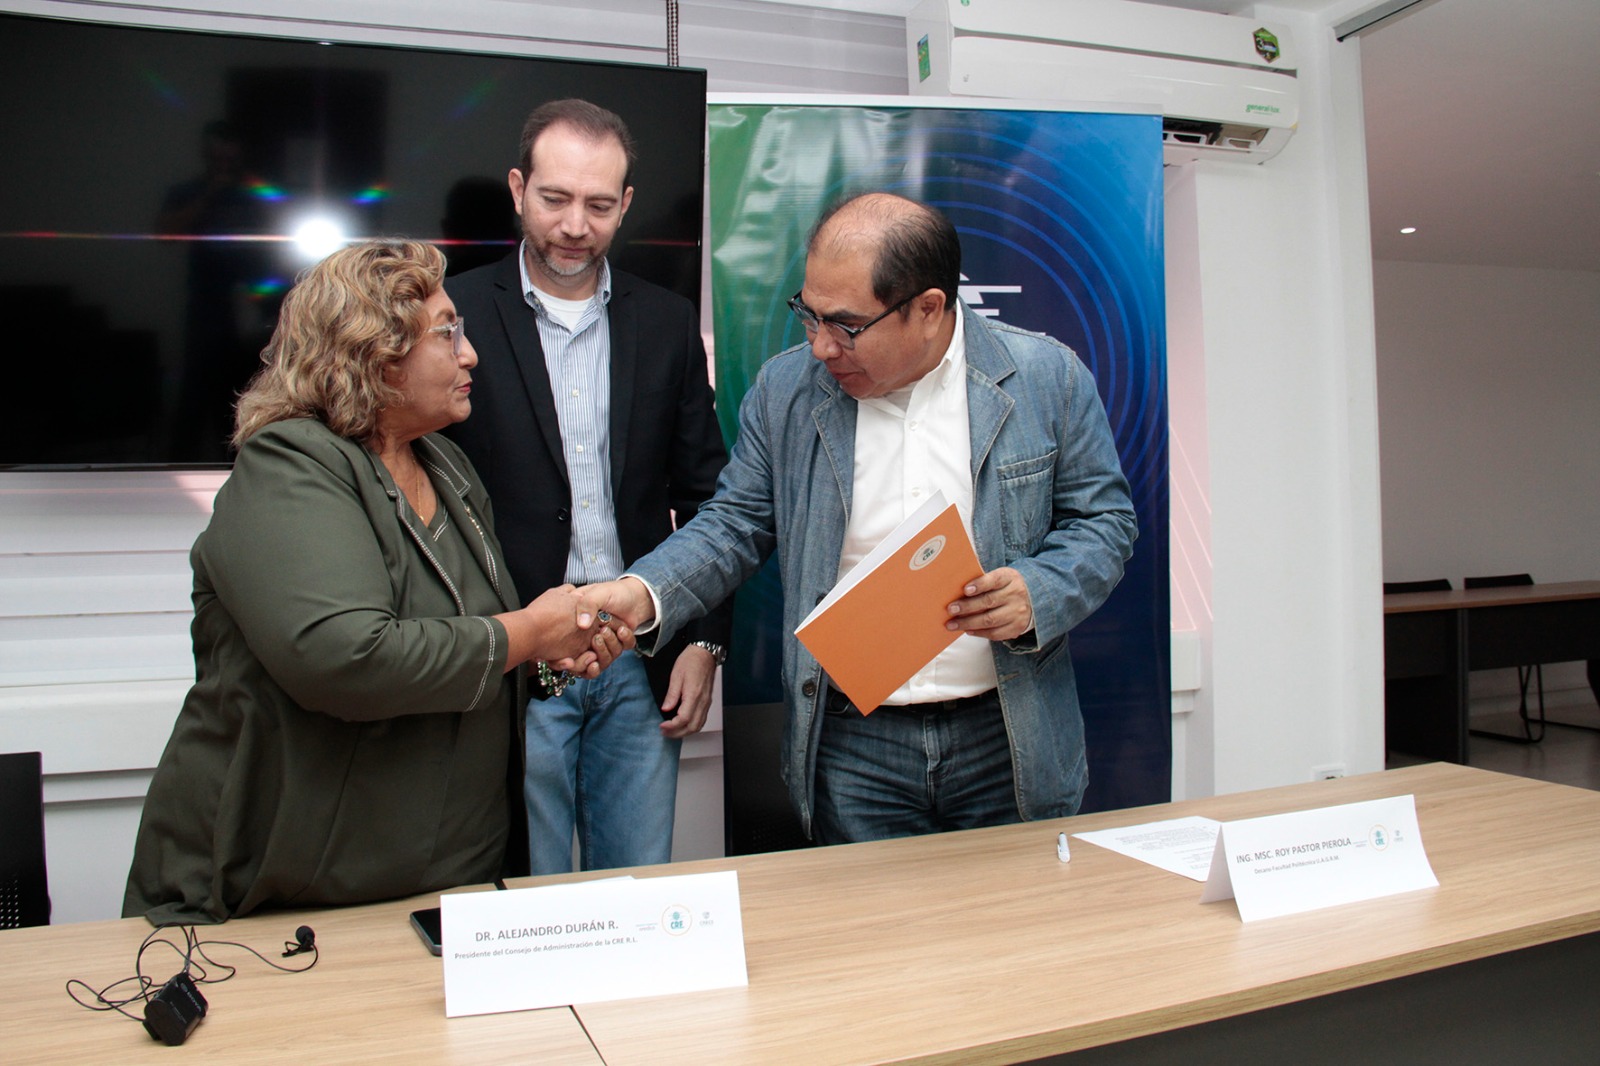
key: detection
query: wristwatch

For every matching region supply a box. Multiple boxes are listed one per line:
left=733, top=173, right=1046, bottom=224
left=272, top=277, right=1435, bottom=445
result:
left=689, top=640, right=727, bottom=666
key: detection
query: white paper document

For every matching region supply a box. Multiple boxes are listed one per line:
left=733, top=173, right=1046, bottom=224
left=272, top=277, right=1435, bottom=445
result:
left=1072, top=816, right=1222, bottom=881
left=441, top=870, right=748, bottom=1017
left=1200, top=794, right=1438, bottom=922
left=799, top=490, right=951, bottom=627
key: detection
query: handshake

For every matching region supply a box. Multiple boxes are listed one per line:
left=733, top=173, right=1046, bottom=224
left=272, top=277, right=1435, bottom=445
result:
left=524, top=577, right=660, bottom=684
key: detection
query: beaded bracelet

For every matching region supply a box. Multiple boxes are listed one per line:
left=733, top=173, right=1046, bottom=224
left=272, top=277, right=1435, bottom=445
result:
left=536, top=660, right=574, bottom=698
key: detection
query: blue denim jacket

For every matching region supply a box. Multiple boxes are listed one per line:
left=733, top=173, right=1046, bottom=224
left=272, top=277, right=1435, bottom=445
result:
left=631, top=304, right=1136, bottom=836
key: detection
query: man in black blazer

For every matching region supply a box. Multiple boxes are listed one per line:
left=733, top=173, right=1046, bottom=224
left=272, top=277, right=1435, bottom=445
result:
left=444, top=99, right=731, bottom=874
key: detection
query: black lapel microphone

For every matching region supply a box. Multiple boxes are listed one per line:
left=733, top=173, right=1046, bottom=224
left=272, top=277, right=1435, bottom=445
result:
left=282, top=926, right=316, bottom=958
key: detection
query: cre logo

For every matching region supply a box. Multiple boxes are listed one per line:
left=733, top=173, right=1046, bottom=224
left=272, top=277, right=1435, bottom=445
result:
left=910, top=535, right=946, bottom=571
left=957, top=273, right=1021, bottom=318
left=662, top=905, right=693, bottom=935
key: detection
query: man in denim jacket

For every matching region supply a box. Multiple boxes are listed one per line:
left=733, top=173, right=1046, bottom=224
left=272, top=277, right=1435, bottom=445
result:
left=579, top=192, right=1136, bottom=844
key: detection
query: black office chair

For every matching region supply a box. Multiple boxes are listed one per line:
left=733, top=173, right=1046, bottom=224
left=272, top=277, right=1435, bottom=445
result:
left=1383, top=579, right=1453, bottom=595
left=1464, top=574, right=1545, bottom=744
left=0, top=751, right=52, bottom=928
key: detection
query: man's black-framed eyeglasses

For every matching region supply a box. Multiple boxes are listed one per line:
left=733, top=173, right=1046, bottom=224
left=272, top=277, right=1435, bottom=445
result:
left=787, top=291, right=916, bottom=351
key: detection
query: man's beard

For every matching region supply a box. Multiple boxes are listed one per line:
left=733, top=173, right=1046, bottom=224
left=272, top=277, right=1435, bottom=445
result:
left=531, top=240, right=600, bottom=282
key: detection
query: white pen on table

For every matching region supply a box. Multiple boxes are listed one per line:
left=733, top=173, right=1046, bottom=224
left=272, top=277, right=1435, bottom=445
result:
left=1056, top=831, right=1071, bottom=863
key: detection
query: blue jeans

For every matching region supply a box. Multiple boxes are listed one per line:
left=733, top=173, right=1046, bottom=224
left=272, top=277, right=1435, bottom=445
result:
left=524, top=651, right=680, bottom=873
left=812, top=690, right=1021, bottom=845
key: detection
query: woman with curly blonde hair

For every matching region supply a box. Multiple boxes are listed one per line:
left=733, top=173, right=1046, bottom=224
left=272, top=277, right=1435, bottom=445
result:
left=126, top=240, right=630, bottom=924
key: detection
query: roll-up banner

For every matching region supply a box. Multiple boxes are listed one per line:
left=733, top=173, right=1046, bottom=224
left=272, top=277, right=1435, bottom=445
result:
left=708, top=97, right=1169, bottom=812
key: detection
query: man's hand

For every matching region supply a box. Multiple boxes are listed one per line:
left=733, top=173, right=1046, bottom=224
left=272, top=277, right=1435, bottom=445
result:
left=553, top=621, right=631, bottom=679
left=945, top=566, right=1035, bottom=642
left=527, top=584, right=634, bottom=678
left=658, top=643, right=717, bottom=739
left=575, top=576, right=657, bottom=632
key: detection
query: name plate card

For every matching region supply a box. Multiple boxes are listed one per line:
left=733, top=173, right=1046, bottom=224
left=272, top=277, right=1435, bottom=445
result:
left=441, top=871, right=748, bottom=1017
left=1200, top=794, right=1438, bottom=922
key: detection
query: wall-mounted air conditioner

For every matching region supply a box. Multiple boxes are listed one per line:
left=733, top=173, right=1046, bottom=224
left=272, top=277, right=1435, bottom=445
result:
left=907, top=0, right=1299, bottom=164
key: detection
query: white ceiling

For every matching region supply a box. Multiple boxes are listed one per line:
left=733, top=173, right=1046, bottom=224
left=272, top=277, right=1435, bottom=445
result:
left=849, top=0, right=1600, bottom=274
left=1138, top=0, right=1600, bottom=273
left=1359, top=0, right=1600, bottom=273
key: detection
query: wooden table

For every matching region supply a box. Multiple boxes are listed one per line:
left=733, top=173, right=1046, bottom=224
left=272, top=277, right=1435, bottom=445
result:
left=3, top=889, right=601, bottom=1065
left=1383, top=579, right=1600, bottom=762
left=7, top=764, right=1600, bottom=1064
left=572, top=763, right=1600, bottom=1064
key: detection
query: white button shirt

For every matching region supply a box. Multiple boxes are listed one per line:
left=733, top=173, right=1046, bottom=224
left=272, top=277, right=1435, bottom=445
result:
left=838, top=312, right=999, bottom=703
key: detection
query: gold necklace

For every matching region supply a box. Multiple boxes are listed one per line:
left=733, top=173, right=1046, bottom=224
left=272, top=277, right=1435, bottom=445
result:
left=388, top=450, right=432, bottom=516
left=407, top=460, right=433, bottom=515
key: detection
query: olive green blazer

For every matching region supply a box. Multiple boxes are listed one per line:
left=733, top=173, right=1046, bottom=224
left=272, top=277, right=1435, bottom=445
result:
left=125, top=419, right=527, bottom=924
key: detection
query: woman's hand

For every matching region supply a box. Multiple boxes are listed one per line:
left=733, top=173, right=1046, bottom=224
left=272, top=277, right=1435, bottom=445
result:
left=497, top=584, right=632, bottom=675
left=552, top=619, right=632, bottom=679
left=523, top=584, right=634, bottom=673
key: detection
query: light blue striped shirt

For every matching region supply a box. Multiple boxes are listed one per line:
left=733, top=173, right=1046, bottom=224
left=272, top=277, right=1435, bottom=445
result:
left=517, top=244, right=625, bottom=585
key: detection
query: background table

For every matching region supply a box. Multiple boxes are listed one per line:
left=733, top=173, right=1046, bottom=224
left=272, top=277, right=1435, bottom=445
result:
left=1383, top=580, right=1600, bottom=761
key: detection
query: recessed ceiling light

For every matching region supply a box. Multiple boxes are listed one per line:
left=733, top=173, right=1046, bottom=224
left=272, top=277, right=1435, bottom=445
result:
left=1399, top=226, right=1417, bottom=234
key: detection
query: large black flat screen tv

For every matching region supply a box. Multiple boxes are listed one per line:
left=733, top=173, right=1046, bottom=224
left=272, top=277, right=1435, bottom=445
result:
left=0, top=14, right=706, bottom=468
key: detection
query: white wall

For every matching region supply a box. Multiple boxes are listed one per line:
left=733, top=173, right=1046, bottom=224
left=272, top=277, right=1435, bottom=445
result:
left=1, top=473, right=222, bottom=924
left=1375, top=258, right=1600, bottom=709
left=2, top=0, right=1384, bottom=921
left=1164, top=164, right=1214, bottom=801
left=1168, top=2, right=1385, bottom=794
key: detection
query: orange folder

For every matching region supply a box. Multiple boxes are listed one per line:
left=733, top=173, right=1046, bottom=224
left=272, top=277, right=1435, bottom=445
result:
left=795, top=495, right=983, bottom=714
